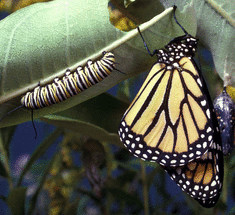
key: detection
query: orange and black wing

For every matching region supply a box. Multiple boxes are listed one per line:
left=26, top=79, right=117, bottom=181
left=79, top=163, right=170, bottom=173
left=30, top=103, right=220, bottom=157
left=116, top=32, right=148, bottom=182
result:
left=118, top=57, right=215, bottom=167
left=164, top=122, right=223, bottom=208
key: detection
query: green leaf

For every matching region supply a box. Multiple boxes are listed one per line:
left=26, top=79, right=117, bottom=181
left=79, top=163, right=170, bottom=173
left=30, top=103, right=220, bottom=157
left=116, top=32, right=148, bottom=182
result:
left=42, top=93, right=128, bottom=145
left=0, top=160, right=7, bottom=178
left=0, top=126, right=16, bottom=183
left=0, top=126, right=16, bottom=151
left=0, top=1, right=196, bottom=128
left=7, top=187, right=27, bottom=215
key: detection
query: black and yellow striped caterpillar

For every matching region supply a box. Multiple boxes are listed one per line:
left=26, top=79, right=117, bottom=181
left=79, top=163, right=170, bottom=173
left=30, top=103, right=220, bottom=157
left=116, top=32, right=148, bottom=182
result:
left=0, top=51, right=116, bottom=136
left=21, top=51, right=115, bottom=109
left=1, top=51, right=115, bottom=114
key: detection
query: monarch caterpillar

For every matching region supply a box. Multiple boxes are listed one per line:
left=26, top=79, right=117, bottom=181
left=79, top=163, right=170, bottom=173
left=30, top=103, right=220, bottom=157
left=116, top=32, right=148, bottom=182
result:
left=118, top=6, right=223, bottom=207
left=214, top=87, right=234, bottom=155
left=21, top=51, right=115, bottom=109
left=1, top=51, right=115, bottom=115
left=0, top=51, right=116, bottom=138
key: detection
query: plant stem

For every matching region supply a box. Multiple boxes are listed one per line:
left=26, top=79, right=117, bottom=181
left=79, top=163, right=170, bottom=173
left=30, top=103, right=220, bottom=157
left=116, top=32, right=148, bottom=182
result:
left=221, top=158, right=228, bottom=203
left=0, top=131, right=13, bottom=189
left=141, top=160, right=149, bottom=215
left=103, top=142, right=112, bottom=215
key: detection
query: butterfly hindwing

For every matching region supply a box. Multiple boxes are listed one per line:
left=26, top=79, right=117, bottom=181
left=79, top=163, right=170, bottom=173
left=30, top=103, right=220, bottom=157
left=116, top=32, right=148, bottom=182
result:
left=164, top=122, right=223, bottom=208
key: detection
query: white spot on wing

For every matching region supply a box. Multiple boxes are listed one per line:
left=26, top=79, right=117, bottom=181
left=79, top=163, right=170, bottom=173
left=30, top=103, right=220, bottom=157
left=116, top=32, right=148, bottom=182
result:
left=206, top=109, right=211, bottom=118
left=197, top=78, right=202, bottom=87
left=203, top=142, right=207, bottom=148
left=208, top=135, right=212, bottom=141
left=211, top=180, right=216, bottom=186
left=135, top=150, right=141, bottom=154
left=201, top=100, right=206, bottom=106
left=207, top=127, right=212, bottom=133
left=128, top=134, right=133, bottom=138
left=143, top=154, right=148, bottom=159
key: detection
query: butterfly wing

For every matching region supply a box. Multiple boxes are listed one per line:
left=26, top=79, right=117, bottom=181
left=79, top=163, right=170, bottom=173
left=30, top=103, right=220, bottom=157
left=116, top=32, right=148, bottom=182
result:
left=164, top=124, right=223, bottom=207
left=118, top=57, right=215, bottom=167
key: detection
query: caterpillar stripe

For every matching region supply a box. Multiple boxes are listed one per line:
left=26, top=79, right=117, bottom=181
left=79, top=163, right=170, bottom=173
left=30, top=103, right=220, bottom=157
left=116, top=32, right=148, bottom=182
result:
left=21, top=51, right=115, bottom=109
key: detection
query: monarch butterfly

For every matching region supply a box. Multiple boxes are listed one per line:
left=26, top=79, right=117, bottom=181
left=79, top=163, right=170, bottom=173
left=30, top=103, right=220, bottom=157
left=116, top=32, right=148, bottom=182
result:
left=118, top=6, right=223, bottom=207
left=1, top=51, right=115, bottom=115
left=214, top=87, right=234, bottom=155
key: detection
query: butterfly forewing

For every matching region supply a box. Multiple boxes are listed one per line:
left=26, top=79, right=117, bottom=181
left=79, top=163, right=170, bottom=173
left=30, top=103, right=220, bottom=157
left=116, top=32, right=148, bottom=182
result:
left=119, top=57, right=214, bottom=167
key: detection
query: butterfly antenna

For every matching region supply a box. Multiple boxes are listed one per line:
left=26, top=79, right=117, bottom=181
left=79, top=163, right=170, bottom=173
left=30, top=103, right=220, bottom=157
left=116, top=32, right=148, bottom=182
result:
left=0, top=105, right=24, bottom=122
left=137, top=27, right=157, bottom=57
left=31, top=109, right=37, bottom=139
left=173, top=5, right=188, bottom=35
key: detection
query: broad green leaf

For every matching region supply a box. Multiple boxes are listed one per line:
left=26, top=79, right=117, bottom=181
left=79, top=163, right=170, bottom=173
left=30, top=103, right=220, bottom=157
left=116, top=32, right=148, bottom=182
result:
left=42, top=93, right=129, bottom=145
left=7, top=187, right=27, bottom=215
left=0, top=1, right=196, bottom=128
